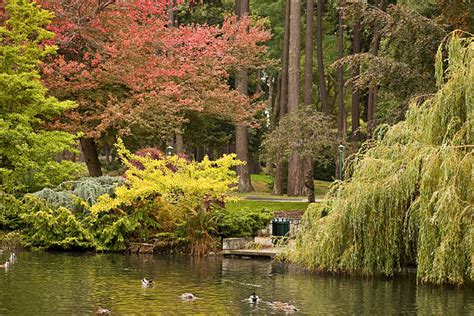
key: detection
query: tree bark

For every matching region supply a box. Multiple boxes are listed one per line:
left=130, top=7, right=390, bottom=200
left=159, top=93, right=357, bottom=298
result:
left=80, top=137, right=102, bottom=177
left=167, top=0, right=175, bottom=27
left=287, top=0, right=304, bottom=196
left=351, top=17, right=361, bottom=144
left=304, top=158, right=315, bottom=203
left=367, top=0, right=385, bottom=138
left=175, top=133, right=184, bottom=155
left=279, top=0, right=291, bottom=117
left=304, top=0, right=314, bottom=107
left=235, top=0, right=253, bottom=193
left=316, top=0, right=329, bottom=114
left=336, top=4, right=345, bottom=180
left=273, top=0, right=291, bottom=196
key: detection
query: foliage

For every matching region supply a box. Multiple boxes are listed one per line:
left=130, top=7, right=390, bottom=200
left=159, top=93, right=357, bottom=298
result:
left=0, top=0, right=82, bottom=194
left=262, top=106, right=336, bottom=163
left=40, top=0, right=271, bottom=146
left=20, top=195, right=94, bottom=250
left=340, top=4, right=446, bottom=105
left=33, top=176, right=125, bottom=209
left=89, top=139, right=243, bottom=254
left=0, top=191, right=22, bottom=230
left=216, top=207, right=273, bottom=238
left=290, top=33, right=473, bottom=286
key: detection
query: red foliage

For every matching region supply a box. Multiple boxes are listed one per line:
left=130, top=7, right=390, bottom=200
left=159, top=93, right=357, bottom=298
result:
left=39, top=0, right=270, bottom=140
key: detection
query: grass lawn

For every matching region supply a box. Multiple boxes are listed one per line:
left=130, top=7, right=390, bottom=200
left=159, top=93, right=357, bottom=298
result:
left=247, top=174, right=332, bottom=197
left=225, top=200, right=309, bottom=213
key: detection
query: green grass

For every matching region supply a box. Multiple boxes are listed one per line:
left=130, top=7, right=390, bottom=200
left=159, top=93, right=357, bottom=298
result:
left=225, top=200, right=309, bottom=213
left=248, top=173, right=332, bottom=198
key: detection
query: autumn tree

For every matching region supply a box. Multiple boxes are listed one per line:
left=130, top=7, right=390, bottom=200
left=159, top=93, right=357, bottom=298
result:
left=234, top=0, right=254, bottom=193
left=41, top=0, right=270, bottom=176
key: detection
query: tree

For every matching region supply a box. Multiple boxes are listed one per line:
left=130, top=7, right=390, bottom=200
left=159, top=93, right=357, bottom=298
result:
left=234, top=0, right=254, bottom=193
left=0, top=0, right=81, bottom=194
left=262, top=107, right=335, bottom=202
left=287, top=0, right=304, bottom=196
left=41, top=0, right=270, bottom=176
left=335, top=3, right=345, bottom=180
left=273, top=0, right=290, bottom=196
left=350, top=3, right=361, bottom=144
left=291, top=33, right=473, bottom=286
left=316, top=0, right=329, bottom=114
left=304, top=0, right=313, bottom=107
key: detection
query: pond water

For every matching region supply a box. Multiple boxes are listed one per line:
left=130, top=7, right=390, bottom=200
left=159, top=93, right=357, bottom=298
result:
left=0, top=252, right=472, bottom=315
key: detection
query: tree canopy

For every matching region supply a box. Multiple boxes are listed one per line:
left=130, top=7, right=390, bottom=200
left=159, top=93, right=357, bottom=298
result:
left=290, top=33, right=473, bottom=286
left=0, top=0, right=82, bottom=194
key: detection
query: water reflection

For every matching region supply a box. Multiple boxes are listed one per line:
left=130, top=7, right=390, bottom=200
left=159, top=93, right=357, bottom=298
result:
left=0, top=252, right=472, bottom=315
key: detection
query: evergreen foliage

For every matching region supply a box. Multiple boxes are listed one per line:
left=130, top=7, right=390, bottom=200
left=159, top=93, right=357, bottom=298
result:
left=0, top=0, right=82, bottom=194
left=290, top=33, right=473, bottom=286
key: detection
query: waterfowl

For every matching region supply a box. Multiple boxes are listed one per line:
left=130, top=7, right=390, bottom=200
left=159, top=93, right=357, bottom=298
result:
left=181, top=293, right=197, bottom=300
left=141, top=278, right=155, bottom=287
left=96, top=307, right=111, bottom=315
left=247, top=292, right=260, bottom=304
left=9, top=253, right=17, bottom=263
left=0, top=261, right=10, bottom=269
left=267, top=301, right=298, bottom=313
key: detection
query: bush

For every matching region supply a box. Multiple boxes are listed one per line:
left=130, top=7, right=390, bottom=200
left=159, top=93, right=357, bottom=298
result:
left=216, top=207, right=273, bottom=238
left=0, top=192, right=23, bottom=230
left=15, top=140, right=243, bottom=254
left=90, top=139, right=242, bottom=254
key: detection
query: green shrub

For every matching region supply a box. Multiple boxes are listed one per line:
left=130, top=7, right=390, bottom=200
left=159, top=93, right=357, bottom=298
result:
left=216, top=207, right=273, bottom=238
left=0, top=191, right=22, bottom=230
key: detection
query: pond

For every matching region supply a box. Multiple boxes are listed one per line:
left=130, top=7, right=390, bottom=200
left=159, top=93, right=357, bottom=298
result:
left=0, top=252, right=472, bottom=315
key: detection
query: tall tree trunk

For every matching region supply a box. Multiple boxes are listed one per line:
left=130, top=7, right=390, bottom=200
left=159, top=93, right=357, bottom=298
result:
left=273, top=0, right=291, bottom=196
left=304, top=0, right=314, bottom=106
left=304, top=0, right=315, bottom=199
left=235, top=0, right=253, bottom=192
left=167, top=0, right=175, bottom=27
left=351, top=17, right=361, bottom=144
left=367, top=0, right=385, bottom=138
left=270, top=74, right=281, bottom=128
left=80, top=137, right=102, bottom=177
left=316, top=0, right=329, bottom=114
left=175, top=134, right=184, bottom=155
left=287, top=0, right=304, bottom=196
left=304, top=158, right=315, bottom=203
left=336, top=4, right=345, bottom=180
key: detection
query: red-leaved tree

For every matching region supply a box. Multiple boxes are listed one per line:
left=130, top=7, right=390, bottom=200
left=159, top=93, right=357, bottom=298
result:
left=40, top=0, right=270, bottom=176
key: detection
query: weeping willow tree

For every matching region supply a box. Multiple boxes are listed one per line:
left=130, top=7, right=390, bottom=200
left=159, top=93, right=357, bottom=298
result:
left=290, top=32, right=473, bottom=286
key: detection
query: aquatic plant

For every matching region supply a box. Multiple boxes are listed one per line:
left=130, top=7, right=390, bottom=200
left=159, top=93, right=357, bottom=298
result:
left=290, top=32, right=473, bottom=286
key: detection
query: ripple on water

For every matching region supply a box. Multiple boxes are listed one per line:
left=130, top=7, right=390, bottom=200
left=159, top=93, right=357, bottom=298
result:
left=0, top=252, right=472, bottom=315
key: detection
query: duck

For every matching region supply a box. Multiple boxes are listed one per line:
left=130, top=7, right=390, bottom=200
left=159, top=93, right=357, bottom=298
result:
left=95, top=307, right=111, bottom=315
left=267, top=301, right=299, bottom=313
left=181, top=293, right=197, bottom=300
left=0, top=261, right=10, bottom=269
left=141, top=278, right=155, bottom=287
left=9, top=253, right=17, bottom=263
left=247, top=292, right=260, bottom=304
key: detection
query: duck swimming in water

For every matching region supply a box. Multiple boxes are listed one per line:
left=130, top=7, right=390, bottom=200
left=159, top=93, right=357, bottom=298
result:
left=267, top=301, right=298, bottom=313
left=95, top=307, right=111, bottom=315
left=9, top=253, right=17, bottom=263
left=247, top=292, right=260, bottom=304
left=0, top=261, right=10, bottom=269
left=141, top=278, right=155, bottom=287
left=181, top=293, right=197, bottom=301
